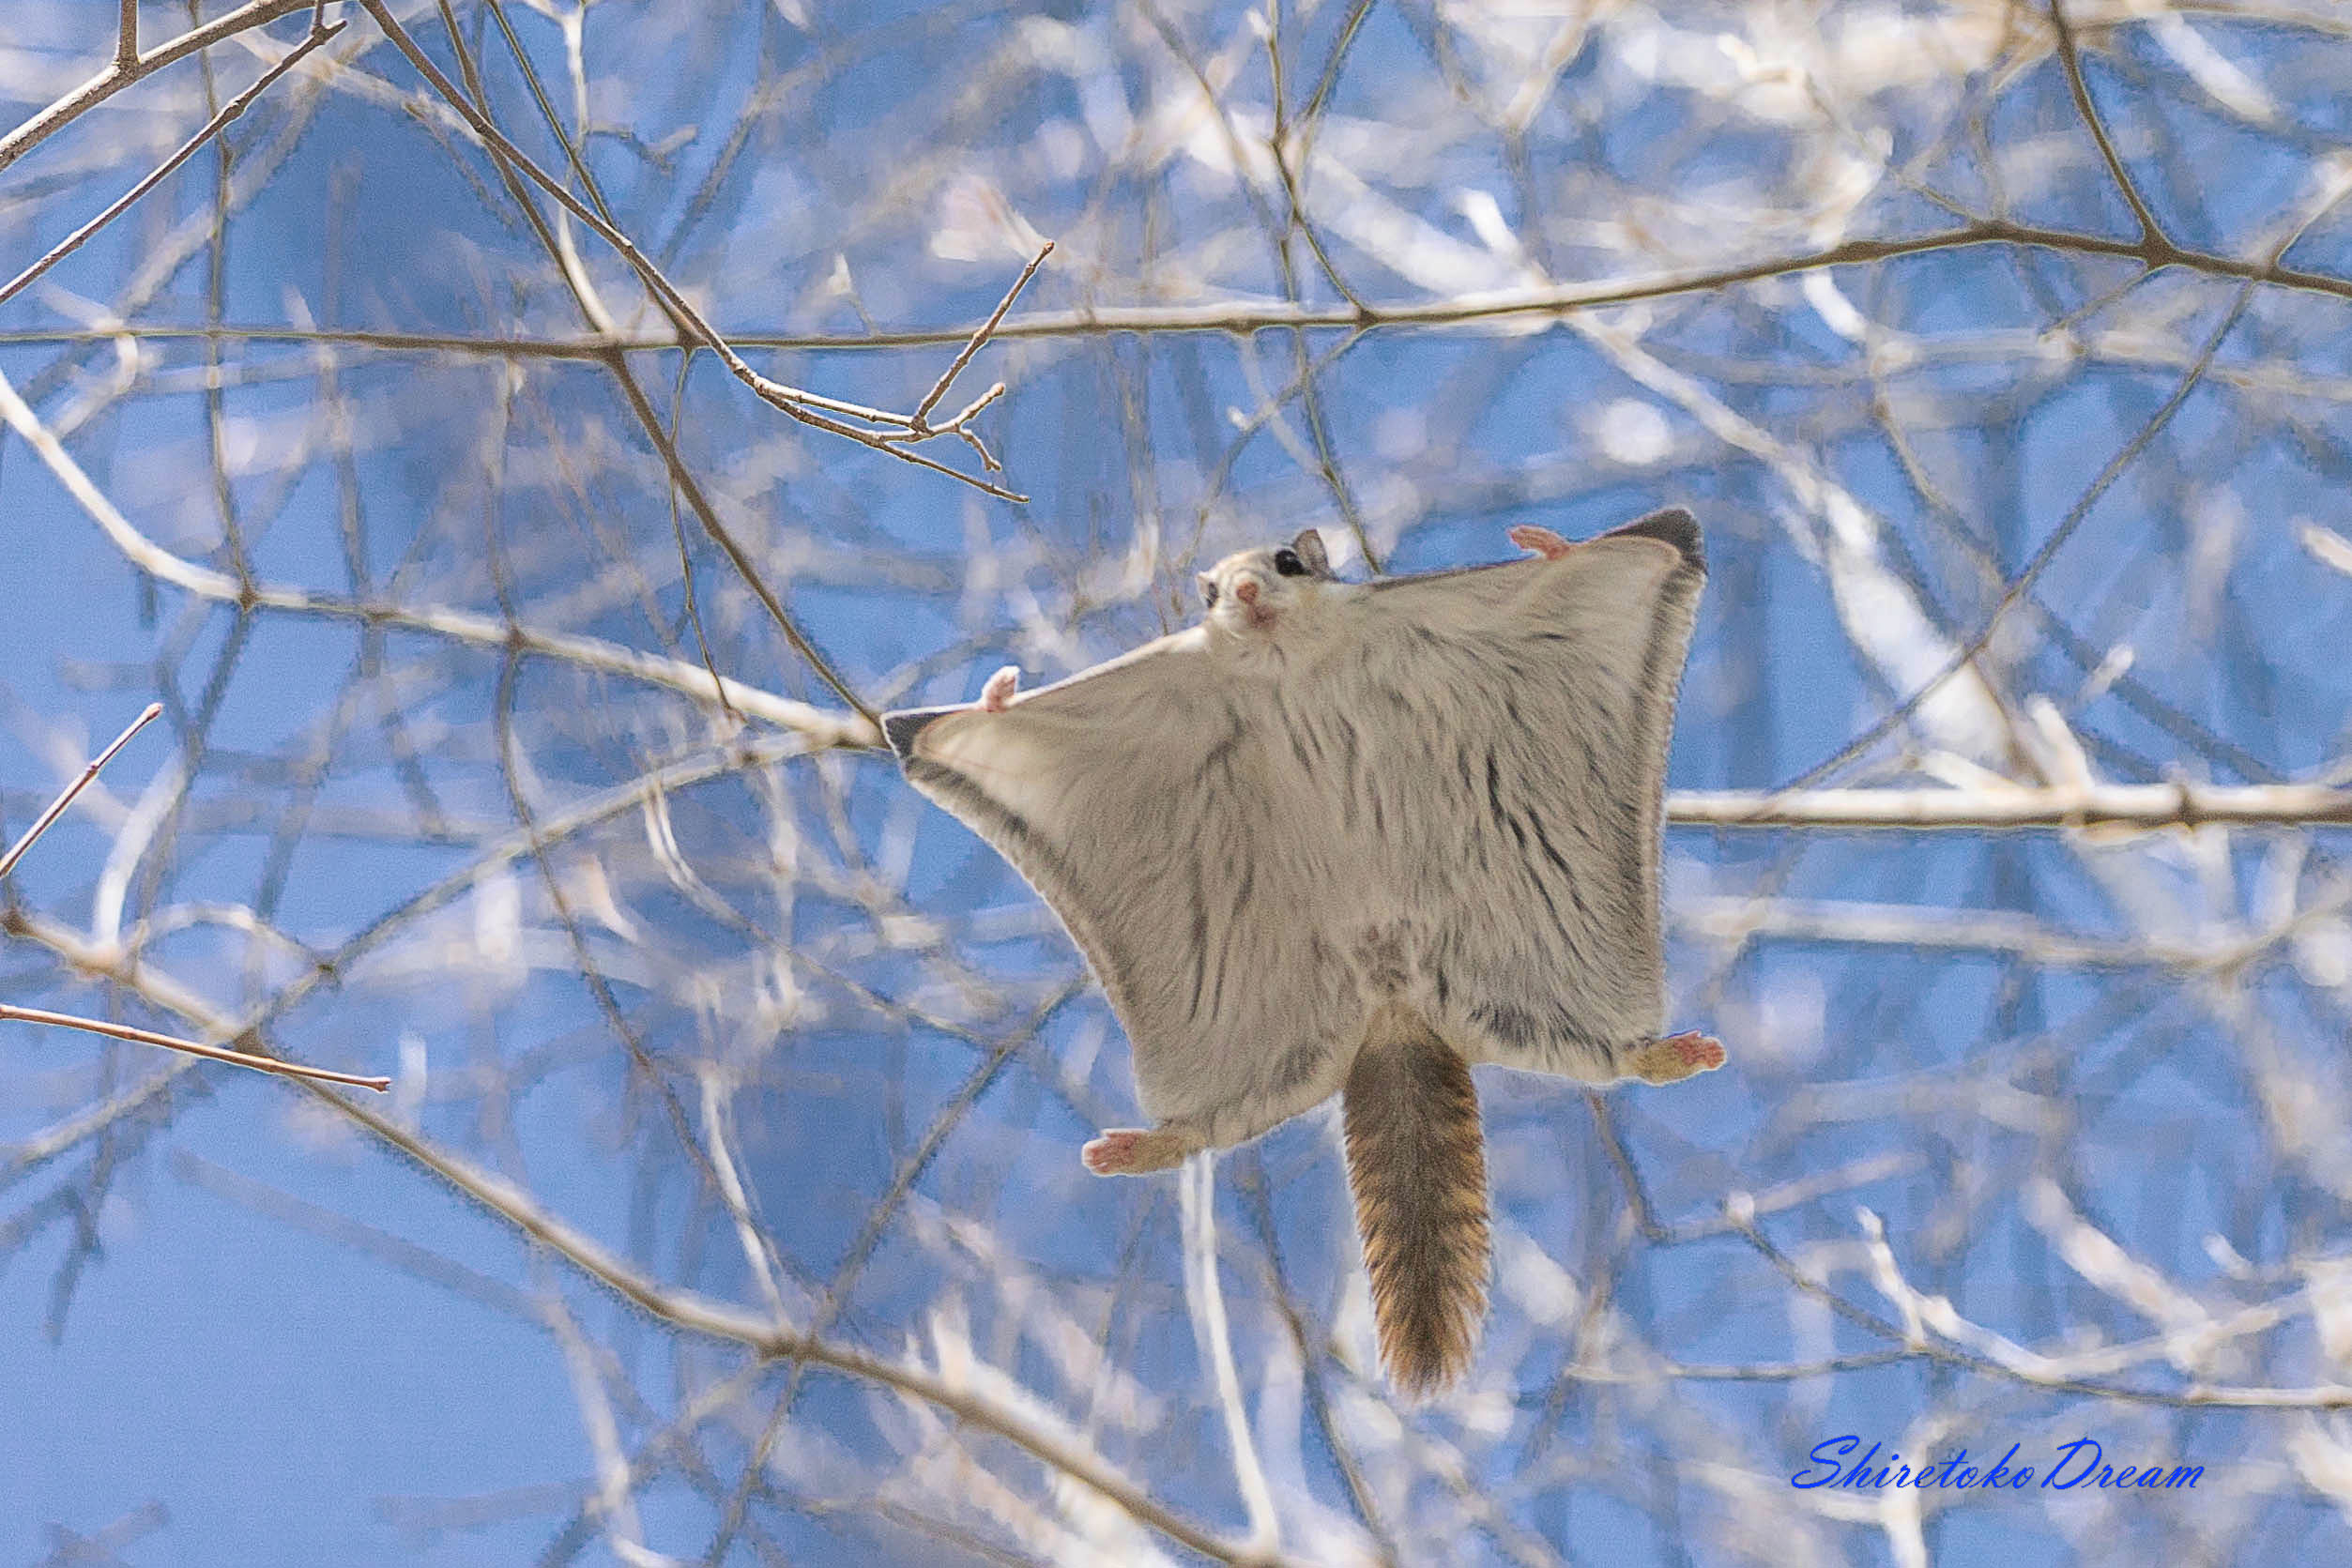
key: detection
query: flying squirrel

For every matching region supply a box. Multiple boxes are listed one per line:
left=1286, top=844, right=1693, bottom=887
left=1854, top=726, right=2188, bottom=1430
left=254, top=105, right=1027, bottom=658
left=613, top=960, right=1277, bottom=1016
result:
left=882, top=510, right=1724, bottom=1396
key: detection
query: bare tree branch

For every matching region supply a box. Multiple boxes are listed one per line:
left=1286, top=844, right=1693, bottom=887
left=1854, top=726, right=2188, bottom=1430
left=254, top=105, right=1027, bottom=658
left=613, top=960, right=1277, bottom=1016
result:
left=0, top=20, right=344, bottom=312
left=1668, top=782, right=2352, bottom=830
left=0, top=0, right=318, bottom=175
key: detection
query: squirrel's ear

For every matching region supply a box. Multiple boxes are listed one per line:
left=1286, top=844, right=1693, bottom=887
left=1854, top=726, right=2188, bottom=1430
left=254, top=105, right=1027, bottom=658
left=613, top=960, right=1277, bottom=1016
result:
left=1291, top=528, right=1331, bottom=578
left=1197, top=571, right=1220, bottom=608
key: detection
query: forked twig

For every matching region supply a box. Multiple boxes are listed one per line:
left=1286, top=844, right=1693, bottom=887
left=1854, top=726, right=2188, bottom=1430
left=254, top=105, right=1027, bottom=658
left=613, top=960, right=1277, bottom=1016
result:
left=733, top=238, right=1050, bottom=479
left=359, top=0, right=1044, bottom=500
left=1, top=703, right=389, bottom=1091
left=909, top=240, right=1053, bottom=431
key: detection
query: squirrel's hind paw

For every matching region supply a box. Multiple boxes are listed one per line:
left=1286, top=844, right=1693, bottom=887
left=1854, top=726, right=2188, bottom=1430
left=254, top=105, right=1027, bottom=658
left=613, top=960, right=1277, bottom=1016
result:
left=1627, top=1031, right=1726, bottom=1085
left=1082, top=1126, right=1199, bottom=1176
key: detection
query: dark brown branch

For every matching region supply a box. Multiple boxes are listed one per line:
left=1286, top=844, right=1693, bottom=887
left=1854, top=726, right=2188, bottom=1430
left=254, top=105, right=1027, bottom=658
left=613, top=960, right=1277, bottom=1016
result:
left=12, top=218, right=2335, bottom=367
left=2047, top=0, right=2166, bottom=245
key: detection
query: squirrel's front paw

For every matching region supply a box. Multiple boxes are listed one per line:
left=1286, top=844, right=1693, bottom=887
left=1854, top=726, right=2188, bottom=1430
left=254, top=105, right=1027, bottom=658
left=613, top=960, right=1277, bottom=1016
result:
left=977, top=665, right=1020, bottom=712
left=1506, top=525, right=1574, bottom=560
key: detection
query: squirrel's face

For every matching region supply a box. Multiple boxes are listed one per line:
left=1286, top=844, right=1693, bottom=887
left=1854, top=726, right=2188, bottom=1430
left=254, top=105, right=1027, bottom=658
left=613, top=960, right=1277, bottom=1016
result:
left=1199, top=528, right=1338, bottom=637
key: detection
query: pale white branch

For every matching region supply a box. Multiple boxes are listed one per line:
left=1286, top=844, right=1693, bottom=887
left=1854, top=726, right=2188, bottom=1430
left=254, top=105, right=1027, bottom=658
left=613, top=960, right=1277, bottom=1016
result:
left=1670, top=783, right=2352, bottom=830
left=0, top=365, right=877, bottom=749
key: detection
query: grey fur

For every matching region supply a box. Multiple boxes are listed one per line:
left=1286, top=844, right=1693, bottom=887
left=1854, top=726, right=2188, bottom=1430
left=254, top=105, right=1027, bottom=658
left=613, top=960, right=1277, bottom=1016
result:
left=883, top=508, right=1713, bottom=1389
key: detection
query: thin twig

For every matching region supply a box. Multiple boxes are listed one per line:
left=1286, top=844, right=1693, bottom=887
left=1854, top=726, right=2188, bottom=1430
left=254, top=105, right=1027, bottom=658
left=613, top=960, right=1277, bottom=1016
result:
left=0, top=703, right=161, bottom=878
left=0, top=1003, right=389, bottom=1090
left=598, top=352, right=883, bottom=727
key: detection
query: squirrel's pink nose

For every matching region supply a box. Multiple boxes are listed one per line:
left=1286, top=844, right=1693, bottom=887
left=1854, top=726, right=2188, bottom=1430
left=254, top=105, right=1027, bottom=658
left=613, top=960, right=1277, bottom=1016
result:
left=1234, top=579, right=1260, bottom=604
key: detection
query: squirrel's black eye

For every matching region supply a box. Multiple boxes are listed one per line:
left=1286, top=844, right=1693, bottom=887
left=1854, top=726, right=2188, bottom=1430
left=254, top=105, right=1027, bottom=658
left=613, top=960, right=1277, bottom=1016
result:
left=1201, top=581, right=1221, bottom=607
left=1273, top=548, right=1306, bottom=577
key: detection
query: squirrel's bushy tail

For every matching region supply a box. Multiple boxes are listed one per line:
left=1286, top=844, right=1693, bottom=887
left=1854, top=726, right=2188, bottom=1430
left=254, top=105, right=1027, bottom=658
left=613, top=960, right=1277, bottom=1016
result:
left=1342, top=1005, right=1489, bottom=1397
